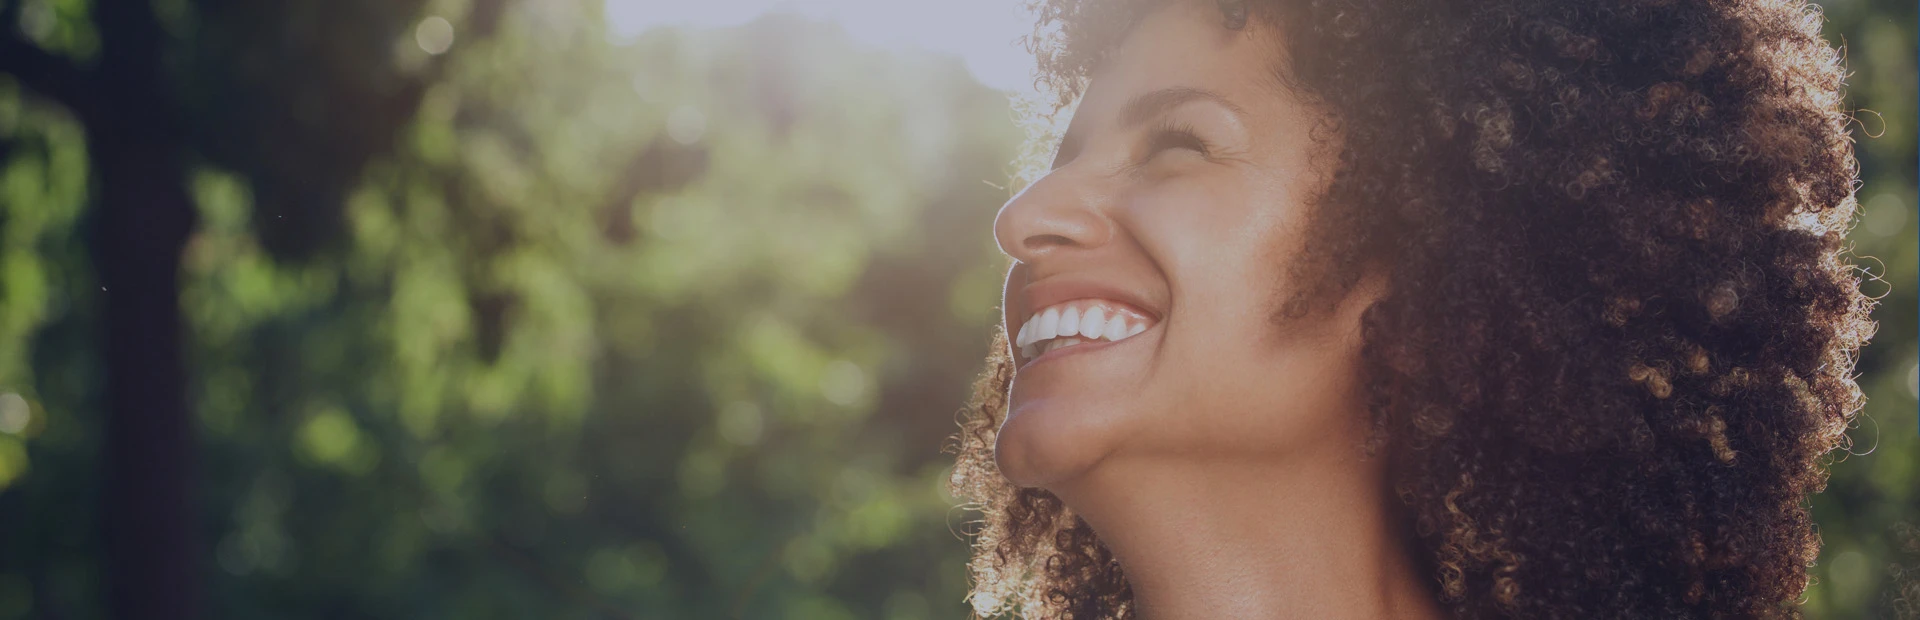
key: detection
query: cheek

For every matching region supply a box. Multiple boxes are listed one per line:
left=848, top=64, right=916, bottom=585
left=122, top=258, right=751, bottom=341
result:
left=1137, top=176, right=1304, bottom=353
left=1157, top=302, right=1367, bottom=454
left=1132, top=179, right=1355, bottom=447
left=1133, top=169, right=1302, bottom=287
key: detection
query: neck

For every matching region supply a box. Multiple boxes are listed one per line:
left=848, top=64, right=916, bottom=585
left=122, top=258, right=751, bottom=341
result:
left=1052, top=442, right=1444, bottom=620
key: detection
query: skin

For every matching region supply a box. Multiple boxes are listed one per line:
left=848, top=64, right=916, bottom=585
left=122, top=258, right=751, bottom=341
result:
left=992, top=2, right=1445, bottom=618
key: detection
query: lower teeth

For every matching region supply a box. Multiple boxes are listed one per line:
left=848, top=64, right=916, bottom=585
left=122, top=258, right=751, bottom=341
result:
left=1020, top=336, right=1107, bottom=361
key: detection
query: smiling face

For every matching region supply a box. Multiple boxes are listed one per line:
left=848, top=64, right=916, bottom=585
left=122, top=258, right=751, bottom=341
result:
left=992, top=1, right=1383, bottom=487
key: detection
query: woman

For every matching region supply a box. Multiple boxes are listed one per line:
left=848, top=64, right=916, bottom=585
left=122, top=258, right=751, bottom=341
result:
left=949, top=0, right=1875, bottom=617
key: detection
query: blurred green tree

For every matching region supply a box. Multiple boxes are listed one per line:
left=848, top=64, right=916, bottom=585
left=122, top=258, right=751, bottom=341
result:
left=4, top=1, right=1018, bottom=617
left=0, top=0, right=512, bottom=616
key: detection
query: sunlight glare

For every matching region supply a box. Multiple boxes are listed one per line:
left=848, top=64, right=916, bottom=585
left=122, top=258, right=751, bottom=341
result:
left=603, top=0, right=1037, bottom=93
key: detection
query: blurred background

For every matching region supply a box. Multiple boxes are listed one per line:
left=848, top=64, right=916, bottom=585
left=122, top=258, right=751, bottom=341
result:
left=0, top=0, right=1910, bottom=618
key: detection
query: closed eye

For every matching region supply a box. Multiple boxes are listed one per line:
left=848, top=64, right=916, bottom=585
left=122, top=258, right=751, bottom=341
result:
left=1143, top=122, right=1211, bottom=161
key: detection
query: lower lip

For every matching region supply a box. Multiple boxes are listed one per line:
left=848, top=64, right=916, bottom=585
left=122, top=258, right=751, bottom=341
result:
left=1018, top=325, right=1155, bottom=371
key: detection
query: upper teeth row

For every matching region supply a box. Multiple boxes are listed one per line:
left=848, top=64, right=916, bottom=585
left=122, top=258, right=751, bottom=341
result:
left=1015, top=301, right=1151, bottom=353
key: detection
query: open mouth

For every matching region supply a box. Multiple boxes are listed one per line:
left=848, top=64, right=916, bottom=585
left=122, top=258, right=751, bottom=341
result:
left=1013, top=299, right=1158, bottom=362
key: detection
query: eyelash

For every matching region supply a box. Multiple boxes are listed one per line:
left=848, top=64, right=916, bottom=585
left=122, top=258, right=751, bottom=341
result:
left=1143, top=121, right=1211, bottom=160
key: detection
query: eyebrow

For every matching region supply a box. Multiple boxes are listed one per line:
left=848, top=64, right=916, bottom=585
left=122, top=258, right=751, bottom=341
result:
left=1119, top=87, right=1243, bottom=127
left=1051, top=87, right=1244, bottom=169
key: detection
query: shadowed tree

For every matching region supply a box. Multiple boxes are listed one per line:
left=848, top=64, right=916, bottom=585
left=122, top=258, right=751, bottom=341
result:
left=0, top=0, right=508, bottom=616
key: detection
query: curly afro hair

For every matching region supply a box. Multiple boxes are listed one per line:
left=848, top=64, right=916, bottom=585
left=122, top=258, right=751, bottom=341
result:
left=947, top=0, right=1878, bottom=617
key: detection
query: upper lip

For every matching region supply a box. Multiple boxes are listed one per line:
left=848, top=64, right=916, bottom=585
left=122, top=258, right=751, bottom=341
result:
left=1017, top=275, right=1163, bottom=326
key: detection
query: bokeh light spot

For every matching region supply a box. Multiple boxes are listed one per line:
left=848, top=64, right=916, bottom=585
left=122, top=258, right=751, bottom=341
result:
left=415, top=16, right=455, bottom=55
left=820, top=360, right=868, bottom=407
left=666, top=105, right=706, bottom=145
left=295, top=406, right=371, bottom=473
left=1828, top=549, right=1872, bottom=605
left=1862, top=192, right=1910, bottom=237
left=783, top=536, right=836, bottom=584
left=631, top=542, right=667, bottom=587
left=0, top=393, right=29, bottom=435
left=585, top=548, right=639, bottom=594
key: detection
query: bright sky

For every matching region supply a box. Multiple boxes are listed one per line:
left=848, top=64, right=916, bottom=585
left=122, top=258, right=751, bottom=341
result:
left=603, top=0, right=1039, bottom=93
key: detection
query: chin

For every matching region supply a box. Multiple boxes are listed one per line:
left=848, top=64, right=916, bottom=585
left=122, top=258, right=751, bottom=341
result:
left=992, top=398, right=1124, bottom=489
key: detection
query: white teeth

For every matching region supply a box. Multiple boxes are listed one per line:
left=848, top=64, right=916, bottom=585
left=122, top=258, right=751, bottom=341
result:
left=1079, top=307, right=1105, bottom=338
left=1013, top=300, right=1159, bottom=361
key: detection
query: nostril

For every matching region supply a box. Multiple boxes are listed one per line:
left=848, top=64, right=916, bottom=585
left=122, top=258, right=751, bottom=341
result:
left=1024, top=233, right=1077, bottom=251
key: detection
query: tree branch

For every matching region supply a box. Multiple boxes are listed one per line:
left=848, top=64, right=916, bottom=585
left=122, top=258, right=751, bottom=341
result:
left=0, top=26, right=96, bottom=119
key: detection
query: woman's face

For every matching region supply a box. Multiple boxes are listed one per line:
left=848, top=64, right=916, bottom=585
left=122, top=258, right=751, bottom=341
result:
left=993, top=1, right=1382, bottom=487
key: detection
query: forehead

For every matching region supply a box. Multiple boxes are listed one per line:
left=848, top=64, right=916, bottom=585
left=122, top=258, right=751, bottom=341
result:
left=1073, top=2, right=1290, bottom=124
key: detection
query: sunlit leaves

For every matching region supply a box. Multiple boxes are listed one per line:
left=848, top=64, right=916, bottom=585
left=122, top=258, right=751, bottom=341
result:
left=0, top=85, right=88, bottom=497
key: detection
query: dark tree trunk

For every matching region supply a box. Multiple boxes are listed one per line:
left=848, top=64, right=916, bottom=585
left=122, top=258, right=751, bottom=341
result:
left=88, top=136, right=198, bottom=620
left=90, top=0, right=198, bottom=616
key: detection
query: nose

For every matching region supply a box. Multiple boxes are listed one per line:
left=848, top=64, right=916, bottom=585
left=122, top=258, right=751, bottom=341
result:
left=992, top=170, right=1113, bottom=264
